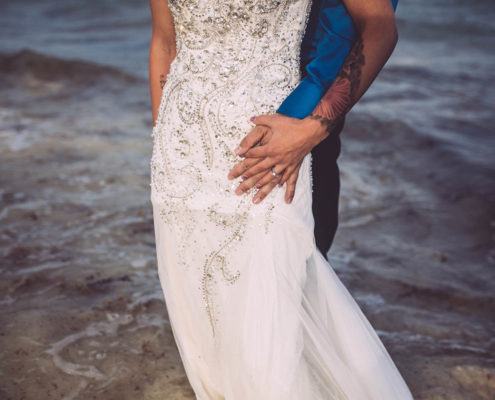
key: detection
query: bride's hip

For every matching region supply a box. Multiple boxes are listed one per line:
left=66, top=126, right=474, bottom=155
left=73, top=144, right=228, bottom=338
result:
left=150, top=153, right=314, bottom=229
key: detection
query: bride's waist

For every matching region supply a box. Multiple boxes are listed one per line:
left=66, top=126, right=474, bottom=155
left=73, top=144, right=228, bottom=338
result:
left=168, top=47, right=301, bottom=89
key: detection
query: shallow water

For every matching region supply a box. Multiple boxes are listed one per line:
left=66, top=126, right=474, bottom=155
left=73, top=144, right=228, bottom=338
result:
left=1, top=0, right=494, bottom=399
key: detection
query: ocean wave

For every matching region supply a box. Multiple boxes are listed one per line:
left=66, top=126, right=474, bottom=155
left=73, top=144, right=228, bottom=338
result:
left=0, top=48, right=142, bottom=88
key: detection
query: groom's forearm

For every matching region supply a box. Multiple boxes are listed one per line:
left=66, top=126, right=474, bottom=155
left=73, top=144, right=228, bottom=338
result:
left=310, top=3, right=398, bottom=132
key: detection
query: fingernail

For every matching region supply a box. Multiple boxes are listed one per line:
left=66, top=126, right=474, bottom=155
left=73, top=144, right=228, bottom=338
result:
left=235, top=187, right=243, bottom=195
left=255, top=183, right=262, bottom=189
left=250, top=116, right=256, bottom=121
left=278, top=182, right=283, bottom=187
left=242, top=174, right=248, bottom=180
left=235, top=146, right=243, bottom=154
left=253, top=197, right=261, bottom=204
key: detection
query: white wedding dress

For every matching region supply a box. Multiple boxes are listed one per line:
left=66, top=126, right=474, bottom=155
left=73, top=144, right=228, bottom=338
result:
left=150, top=0, right=413, bottom=399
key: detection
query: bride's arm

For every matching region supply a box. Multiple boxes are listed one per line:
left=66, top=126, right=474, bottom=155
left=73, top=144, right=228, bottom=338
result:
left=148, top=0, right=176, bottom=127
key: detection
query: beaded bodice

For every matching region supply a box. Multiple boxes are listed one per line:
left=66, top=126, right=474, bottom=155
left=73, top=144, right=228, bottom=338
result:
left=152, top=0, right=312, bottom=204
left=167, top=0, right=312, bottom=64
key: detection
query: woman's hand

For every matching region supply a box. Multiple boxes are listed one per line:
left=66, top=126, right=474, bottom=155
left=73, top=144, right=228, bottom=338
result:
left=227, top=113, right=334, bottom=204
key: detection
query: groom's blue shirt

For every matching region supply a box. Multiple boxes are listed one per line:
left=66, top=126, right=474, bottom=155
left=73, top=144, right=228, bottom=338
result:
left=277, top=0, right=399, bottom=119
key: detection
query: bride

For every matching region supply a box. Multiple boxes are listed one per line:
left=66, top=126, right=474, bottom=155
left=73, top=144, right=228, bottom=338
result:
left=148, top=0, right=413, bottom=399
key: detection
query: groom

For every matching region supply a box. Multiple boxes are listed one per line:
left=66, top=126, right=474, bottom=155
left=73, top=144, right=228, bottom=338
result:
left=228, top=0, right=399, bottom=259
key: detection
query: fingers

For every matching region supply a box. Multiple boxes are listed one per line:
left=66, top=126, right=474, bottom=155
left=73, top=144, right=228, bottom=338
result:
left=250, top=114, right=277, bottom=128
left=239, top=114, right=282, bottom=158
left=242, top=145, right=271, bottom=159
left=236, top=114, right=281, bottom=157
left=235, top=125, right=267, bottom=156
left=254, top=166, right=287, bottom=189
left=239, top=125, right=273, bottom=158
left=284, top=164, right=301, bottom=203
left=228, top=157, right=262, bottom=180
left=279, top=164, right=296, bottom=186
left=241, top=157, right=275, bottom=178
left=237, top=164, right=298, bottom=204
left=258, top=126, right=273, bottom=145
left=252, top=177, right=280, bottom=204
left=234, top=170, right=266, bottom=195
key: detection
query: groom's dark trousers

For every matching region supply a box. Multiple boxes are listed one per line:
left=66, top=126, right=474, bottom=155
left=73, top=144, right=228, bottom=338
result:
left=276, top=0, right=398, bottom=258
left=310, top=116, right=344, bottom=258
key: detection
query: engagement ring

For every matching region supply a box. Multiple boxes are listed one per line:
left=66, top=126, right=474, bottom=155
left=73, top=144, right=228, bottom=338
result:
left=271, top=167, right=282, bottom=177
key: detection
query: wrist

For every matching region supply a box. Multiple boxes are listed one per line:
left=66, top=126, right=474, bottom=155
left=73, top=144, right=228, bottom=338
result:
left=310, top=111, right=346, bottom=138
left=305, top=114, right=332, bottom=142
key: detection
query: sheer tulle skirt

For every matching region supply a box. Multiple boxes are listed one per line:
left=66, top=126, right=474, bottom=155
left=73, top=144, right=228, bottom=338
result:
left=151, top=154, right=413, bottom=400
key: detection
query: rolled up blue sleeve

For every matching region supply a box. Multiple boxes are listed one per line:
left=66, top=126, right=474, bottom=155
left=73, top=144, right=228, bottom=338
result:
left=277, top=0, right=399, bottom=119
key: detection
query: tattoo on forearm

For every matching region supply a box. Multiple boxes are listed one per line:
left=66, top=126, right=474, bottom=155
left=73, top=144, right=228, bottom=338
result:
left=311, top=35, right=365, bottom=135
left=308, top=114, right=344, bottom=136
left=159, top=73, right=166, bottom=89
left=339, top=35, right=365, bottom=109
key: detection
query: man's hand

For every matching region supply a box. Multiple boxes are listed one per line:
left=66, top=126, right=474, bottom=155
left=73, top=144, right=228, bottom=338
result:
left=227, top=124, right=276, bottom=202
left=228, top=113, right=332, bottom=204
